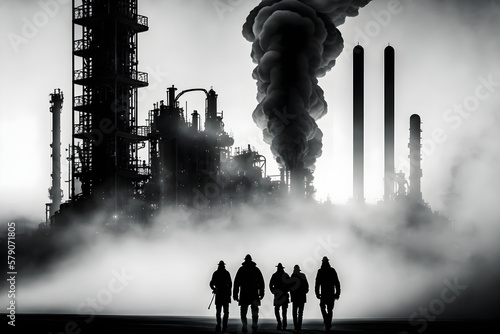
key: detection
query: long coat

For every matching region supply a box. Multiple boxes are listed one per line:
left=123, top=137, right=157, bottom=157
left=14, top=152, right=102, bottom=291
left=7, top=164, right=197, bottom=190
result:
left=233, top=260, right=265, bottom=306
left=290, top=271, right=309, bottom=304
left=269, top=270, right=291, bottom=306
left=314, top=264, right=341, bottom=304
left=210, top=268, right=232, bottom=306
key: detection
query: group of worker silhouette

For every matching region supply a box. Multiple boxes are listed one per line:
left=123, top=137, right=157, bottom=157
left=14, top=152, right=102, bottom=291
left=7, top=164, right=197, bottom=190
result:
left=209, top=254, right=341, bottom=333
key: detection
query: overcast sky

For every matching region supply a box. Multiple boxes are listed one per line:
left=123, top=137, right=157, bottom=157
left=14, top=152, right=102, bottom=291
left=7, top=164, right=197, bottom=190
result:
left=1, top=0, right=499, bottom=220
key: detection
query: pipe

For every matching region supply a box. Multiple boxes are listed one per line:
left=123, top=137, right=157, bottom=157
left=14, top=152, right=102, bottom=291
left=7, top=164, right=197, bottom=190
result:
left=49, top=88, right=63, bottom=218
left=409, top=114, right=422, bottom=201
left=384, top=45, right=395, bottom=201
left=353, top=45, right=364, bottom=203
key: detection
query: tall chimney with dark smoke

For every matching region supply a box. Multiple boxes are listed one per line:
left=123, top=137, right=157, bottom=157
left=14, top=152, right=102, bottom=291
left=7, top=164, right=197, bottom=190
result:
left=384, top=45, right=395, bottom=201
left=409, top=114, right=422, bottom=202
left=243, top=0, right=371, bottom=198
left=353, top=45, right=364, bottom=203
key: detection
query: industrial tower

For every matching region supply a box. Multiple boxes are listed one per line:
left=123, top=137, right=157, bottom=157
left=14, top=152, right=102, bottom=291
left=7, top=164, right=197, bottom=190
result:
left=47, top=89, right=64, bottom=223
left=384, top=45, right=395, bottom=201
left=409, top=114, right=423, bottom=202
left=71, top=0, right=149, bottom=217
left=353, top=45, right=364, bottom=203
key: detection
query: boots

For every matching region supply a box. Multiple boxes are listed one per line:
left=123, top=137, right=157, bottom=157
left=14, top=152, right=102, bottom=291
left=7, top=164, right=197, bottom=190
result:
left=215, top=310, right=222, bottom=332
left=252, top=316, right=258, bottom=333
left=222, top=313, right=228, bottom=333
left=241, top=318, right=248, bottom=333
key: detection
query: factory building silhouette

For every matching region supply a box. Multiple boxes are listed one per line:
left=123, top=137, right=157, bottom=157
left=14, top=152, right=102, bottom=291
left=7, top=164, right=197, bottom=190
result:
left=49, top=0, right=299, bottom=226
left=47, top=0, right=428, bottom=227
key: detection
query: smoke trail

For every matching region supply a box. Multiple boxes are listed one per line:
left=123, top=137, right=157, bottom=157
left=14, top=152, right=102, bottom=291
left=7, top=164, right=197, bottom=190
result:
left=243, top=0, right=371, bottom=171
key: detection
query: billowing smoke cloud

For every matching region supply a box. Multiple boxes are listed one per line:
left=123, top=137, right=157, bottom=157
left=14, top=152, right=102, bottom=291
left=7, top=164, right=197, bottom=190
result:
left=242, top=0, right=370, bottom=170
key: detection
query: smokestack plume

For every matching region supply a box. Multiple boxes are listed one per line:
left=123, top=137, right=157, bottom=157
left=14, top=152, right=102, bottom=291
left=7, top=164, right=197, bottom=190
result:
left=384, top=45, right=395, bottom=201
left=243, top=0, right=371, bottom=195
left=290, top=164, right=306, bottom=198
left=409, top=114, right=422, bottom=202
left=353, top=45, right=364, bottom=203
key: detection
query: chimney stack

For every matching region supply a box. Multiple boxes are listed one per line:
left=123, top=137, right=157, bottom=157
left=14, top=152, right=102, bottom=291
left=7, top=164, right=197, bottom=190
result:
left=289, top=165, right=306, bottom=199
left=353, top=45, right=364, bottom=203
left=409, top=114, right=422, bottom=201
left=49, top=88, right=63, bottom=219
left=384, top=45, right=395, bottom=201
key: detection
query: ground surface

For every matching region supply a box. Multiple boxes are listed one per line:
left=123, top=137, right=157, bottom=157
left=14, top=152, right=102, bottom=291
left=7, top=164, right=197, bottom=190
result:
left=7, top=314, right=495, bottom=333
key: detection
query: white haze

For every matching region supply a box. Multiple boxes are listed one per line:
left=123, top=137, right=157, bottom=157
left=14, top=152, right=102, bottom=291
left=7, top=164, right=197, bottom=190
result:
left=5, top=166, right=500, bottom=319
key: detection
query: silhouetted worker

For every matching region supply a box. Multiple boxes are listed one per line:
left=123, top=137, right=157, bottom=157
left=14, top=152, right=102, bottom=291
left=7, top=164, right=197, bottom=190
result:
left=210, top=260, right=232, bottom=333
left=315, top=256, right=341, bottom=332
left=269, top=263, right=290, bottom=330
left=290, top=264, right=309, bottom=331
left=233, top=254, right=265, bottom=333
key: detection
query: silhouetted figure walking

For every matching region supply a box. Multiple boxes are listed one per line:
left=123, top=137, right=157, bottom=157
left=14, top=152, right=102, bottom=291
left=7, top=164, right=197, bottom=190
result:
left=290, top=264, right=309, bottom=331
left=233, top=254, right=265, bottom=333
left=210, top=260, right=232, bottom=333
left=315, top=256, right=341, bottom=332
left=269, top=263, right=290, bottom=330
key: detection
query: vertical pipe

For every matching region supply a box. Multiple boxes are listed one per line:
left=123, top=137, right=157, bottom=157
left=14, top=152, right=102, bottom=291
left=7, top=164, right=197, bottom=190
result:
left=353, top=45, right=364, bottom=203
left=71, top=0, right=75, bottom=201
left=206, top=89, right=219, bottom=189
left=67, top=144, right=71, bottom=205
left=384, top=45, right=395, bottom=201
left=409, top=114, right=422, bottom=202
left=49, top=89, right=63, bottom=218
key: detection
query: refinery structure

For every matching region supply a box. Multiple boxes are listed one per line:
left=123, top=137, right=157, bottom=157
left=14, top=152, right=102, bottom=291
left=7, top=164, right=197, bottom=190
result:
left=46, top=0, right=428, bottom=227
left=49, top=0, right=293, bottom=226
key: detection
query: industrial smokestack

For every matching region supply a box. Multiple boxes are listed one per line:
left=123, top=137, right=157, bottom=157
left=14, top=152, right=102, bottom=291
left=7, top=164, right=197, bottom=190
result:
left=384, top=45, right=395, bottom=201
left=49, top=89, right=63, bottom=219
left=353, top=45, right=364, bottom=203
left=290, top=165, right=306, bottom=198
left=243, top=0, right=371, bottom=199
left=409, top=114, right=422, bottom=202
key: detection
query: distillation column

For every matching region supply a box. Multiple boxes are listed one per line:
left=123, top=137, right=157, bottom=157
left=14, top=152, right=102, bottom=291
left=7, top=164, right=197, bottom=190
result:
left=48, top=89, right=64, bottom=219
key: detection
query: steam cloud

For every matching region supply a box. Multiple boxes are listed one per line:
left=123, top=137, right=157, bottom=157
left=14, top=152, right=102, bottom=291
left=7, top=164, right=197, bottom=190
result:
left=6, top=193, right=500, bottom=319
left=242, top=0, right=370, bottom=170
